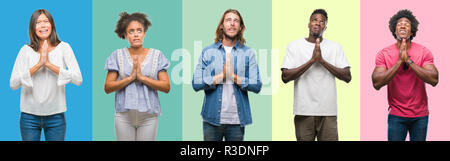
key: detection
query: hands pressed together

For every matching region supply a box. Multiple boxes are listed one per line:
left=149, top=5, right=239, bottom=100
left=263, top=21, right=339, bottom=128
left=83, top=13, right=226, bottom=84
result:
left=32, top=40, right=60, bottom=76
left=128, top=55, right=145, bottom=82
left=398, top=38, right=410, bottom=63
left=37, top=40, right=52, bottom=68
left=311, top=38, right=323, bottom=63
left=213, top=52, right=242, bottom=86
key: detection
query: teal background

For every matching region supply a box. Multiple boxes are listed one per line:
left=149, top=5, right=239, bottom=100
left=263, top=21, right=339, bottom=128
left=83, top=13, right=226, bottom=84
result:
left=92, top=0, right=182, bottom=141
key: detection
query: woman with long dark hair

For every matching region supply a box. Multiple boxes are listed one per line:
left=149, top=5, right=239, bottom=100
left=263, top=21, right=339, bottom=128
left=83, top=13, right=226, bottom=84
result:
left=10, top=9, right=82, bottom=141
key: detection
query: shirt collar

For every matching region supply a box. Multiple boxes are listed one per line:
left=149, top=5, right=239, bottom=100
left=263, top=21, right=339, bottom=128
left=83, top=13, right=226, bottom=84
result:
left=215, top=40, right=242, bottom=49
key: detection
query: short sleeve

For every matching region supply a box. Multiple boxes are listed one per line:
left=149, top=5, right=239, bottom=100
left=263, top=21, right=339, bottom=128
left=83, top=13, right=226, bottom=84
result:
left=105, top=50, right=119, bottom=72
left=422, top=47, right=434, bottom=66
left=375, top=49, right=387, bottom=68
left=335, top=44, right=350, bottom=68
left=157, top=50, right=170, bottom=73
left=281, top=45, right=295, bottom=70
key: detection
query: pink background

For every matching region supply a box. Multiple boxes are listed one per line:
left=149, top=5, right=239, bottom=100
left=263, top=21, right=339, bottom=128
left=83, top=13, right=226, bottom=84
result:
left=361, top=0, right=450, bottom=141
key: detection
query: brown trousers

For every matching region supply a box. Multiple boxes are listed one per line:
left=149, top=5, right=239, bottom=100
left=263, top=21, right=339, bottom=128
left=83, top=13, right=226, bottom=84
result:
left=294, top=115, right=338, bottom=141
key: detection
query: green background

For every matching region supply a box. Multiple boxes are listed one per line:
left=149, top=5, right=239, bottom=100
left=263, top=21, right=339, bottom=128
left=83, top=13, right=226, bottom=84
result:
left=182, top=0, right=273, bottom=141
left=92, top=0, right=182, bottom=141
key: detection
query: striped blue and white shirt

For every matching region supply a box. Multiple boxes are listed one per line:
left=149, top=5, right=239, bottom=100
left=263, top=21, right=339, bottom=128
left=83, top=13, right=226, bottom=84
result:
left=105, top=48, right=170, bottom=115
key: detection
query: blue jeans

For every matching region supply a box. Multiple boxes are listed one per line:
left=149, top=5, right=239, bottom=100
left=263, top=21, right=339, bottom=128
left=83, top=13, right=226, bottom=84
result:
left=203, top=122, right=245, bottom=141
left=20, top=112, right=66, bottom=141
left=388, top=114, right=428, bottom=141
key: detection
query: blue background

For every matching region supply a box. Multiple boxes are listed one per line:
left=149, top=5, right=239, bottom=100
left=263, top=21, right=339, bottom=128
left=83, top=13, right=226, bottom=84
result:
left=0, top=0, right=92, bottom=140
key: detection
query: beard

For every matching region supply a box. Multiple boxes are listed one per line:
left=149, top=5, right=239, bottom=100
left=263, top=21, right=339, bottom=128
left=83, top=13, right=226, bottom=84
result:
left=311, top=31, right=322, bottom=39
left=395, top=34, right=411, bottom=41
left=312, top=33, right=320, bottom=38
left=223, top=30, right=239, bottom=41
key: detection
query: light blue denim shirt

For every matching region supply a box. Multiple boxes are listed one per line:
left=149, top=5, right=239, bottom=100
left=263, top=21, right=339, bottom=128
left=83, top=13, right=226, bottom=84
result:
left=105, top=48, right=170, bottom=115
left=192, top=41, right=262, bottom=126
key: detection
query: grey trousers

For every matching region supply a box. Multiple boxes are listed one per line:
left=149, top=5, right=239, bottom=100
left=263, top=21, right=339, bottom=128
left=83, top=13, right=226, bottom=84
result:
left=115, top=110, right=158, bottom=141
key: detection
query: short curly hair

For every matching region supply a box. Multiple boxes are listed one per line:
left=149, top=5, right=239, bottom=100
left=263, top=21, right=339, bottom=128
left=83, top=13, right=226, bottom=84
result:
left=114, top=12, right=152, bottom=39
left=310, top=9, right=328, bottom=22
left=389, top=9, right=419, bottom=40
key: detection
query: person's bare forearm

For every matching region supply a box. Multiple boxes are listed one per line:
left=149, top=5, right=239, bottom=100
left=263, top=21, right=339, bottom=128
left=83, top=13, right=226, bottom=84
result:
left=409, top=63, right=439, bottom=86
left=318, top=59, right=351, bottom=83
left=29, top=63, right=43, bottom=77
left=372, top=60, right=403, bottom=90
left=105, top=76, right=134, bottom=94
left=281, top=59, right=316, bottom=83
left=45, top=62, right=60, bottom=75
left=138, top=73, right=170, bottom=93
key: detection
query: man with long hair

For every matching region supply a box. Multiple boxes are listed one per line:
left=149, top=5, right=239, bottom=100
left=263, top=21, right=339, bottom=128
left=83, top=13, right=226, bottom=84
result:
left=192, top=9, right=262, bottom=141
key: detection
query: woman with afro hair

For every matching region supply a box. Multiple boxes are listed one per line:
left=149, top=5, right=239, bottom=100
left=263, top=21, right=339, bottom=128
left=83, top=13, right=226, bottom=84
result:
left=104, top=12, right=171, bottom=141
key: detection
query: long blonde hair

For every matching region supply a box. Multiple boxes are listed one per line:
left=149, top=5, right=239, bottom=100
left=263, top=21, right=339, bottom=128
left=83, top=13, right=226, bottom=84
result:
left=214, top=9, right=246, bottom=45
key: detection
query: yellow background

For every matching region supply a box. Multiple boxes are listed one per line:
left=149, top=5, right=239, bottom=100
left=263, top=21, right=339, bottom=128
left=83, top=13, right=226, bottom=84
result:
left=272, top=0, right=360, bottom=141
